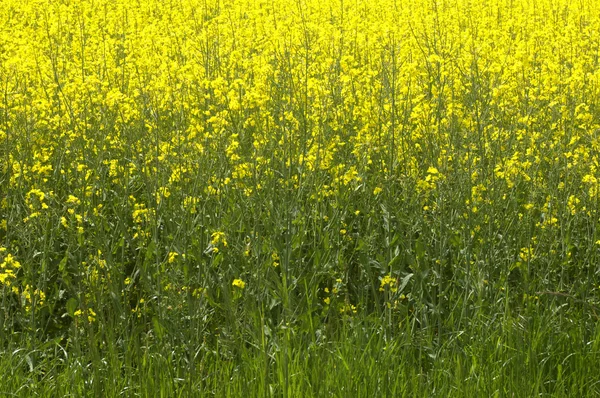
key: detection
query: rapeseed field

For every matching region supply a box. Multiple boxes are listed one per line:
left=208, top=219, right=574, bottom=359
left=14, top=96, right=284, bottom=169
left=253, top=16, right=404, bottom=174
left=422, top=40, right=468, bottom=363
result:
left=2, top=0, right=600, bottom=395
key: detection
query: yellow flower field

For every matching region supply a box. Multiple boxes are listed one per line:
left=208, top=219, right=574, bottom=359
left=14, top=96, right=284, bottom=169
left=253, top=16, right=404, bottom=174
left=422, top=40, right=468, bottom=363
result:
left=1, top=0, right=600, bottom=395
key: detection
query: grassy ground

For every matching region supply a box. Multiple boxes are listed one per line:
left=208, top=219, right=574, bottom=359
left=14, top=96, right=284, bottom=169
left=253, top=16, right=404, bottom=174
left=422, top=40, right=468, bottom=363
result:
left=2, top=0, right=600, bottom=395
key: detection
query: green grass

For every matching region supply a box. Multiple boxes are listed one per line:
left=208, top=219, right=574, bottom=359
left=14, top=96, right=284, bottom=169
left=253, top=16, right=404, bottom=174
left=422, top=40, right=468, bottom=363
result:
left=3, top=306, right=600, bottom=396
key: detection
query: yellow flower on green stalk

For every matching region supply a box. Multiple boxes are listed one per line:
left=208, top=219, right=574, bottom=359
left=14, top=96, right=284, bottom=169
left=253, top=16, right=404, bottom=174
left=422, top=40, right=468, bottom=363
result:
left=88, top=308, right=97, bottom=323
left=379, top=275, right=398, bottom=292
left=167, top=252, right=178, bottom=263
left=66, top=195, right=80, bottom=205
left=211, top=231, right=228, bottom=247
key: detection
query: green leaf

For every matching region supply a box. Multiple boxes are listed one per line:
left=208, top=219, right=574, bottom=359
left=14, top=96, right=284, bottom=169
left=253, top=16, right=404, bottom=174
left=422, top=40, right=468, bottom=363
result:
left=58, top=255, right=68, bottom=273
left=152, top=316, right=165, bottom=340
left=66, top=298, right=79, bottom=317
left=399, top=273, right=413, bottom=292
left=388, top=253, right=402, bottom=269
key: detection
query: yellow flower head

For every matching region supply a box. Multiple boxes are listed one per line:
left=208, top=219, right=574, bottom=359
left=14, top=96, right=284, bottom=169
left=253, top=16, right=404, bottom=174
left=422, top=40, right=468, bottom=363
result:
left=211, top=231, right=228, bottom=247
left=232, top=278, right=246, bottom=289
left=167, top=252, right=178, bottom=264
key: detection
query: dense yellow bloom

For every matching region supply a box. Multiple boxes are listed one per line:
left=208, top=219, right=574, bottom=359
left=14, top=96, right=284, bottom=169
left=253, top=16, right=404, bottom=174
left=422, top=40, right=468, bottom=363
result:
left=0, top=251, right=21, bottom=287
left=211, top=232, right=228, bottom=247
left=66, top=195, right=81, bottom=205
left=3, top=0, right=600, bottom=358
left=379, top=275, right=398, bottom=293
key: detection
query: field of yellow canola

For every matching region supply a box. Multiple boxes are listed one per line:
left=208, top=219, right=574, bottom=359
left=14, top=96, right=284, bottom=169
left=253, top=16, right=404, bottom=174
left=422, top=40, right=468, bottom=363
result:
left=2, top=0, right=600, bottom=394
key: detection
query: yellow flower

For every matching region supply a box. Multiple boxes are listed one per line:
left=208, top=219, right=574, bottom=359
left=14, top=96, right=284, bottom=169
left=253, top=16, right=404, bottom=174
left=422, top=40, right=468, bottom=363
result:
left=88, top=308, right=97, bottom=323
left=271, top=252, right=280, bottom=267
left=167, top=252, right=178, bottom=263
left=379, top=275, right=398, bottom=292
left=211, top=231, right=228, bottom=247
left=232, top=278, right=246, bottom=289
left=519, top=247, right=535, bottom=262
left=0, top=271, right=15, bottom=284
left=66, top=195, right=80, bottom=205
